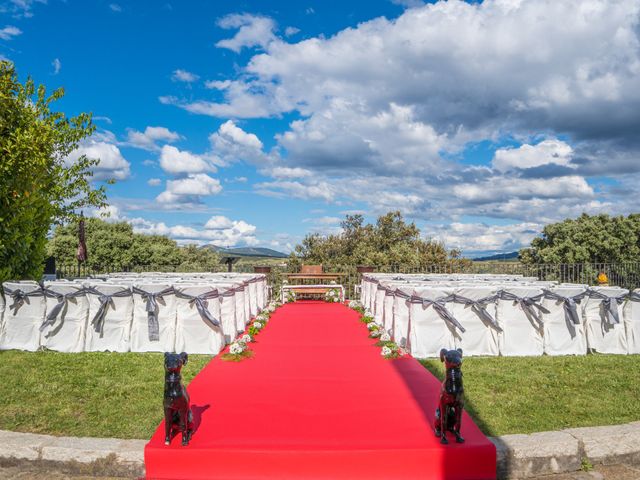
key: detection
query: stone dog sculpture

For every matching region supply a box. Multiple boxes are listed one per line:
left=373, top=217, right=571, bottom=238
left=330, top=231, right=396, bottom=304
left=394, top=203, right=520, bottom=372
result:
left=434, top=348, right=465, bottom=445
left=164, top=352, right=194, bottom=446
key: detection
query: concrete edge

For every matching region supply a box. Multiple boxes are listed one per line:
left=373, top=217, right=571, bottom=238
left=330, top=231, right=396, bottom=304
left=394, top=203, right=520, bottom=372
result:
left=490, top=420, right=640, bottom=479
left=1, top=422, right=640, bottom=479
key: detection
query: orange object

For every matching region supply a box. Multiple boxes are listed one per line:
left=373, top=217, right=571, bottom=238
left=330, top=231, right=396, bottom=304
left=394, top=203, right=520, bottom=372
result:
left=597, top=272, right=609, bottom=285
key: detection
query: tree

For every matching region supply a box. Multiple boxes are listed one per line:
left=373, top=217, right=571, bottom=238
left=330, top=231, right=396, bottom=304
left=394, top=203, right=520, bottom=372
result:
left=0, top=61, right=106, bottom=282
left=290, top=211, right=465, bottom=267
left=520, top=213, right=640, bottom=264
left=47, top=218, right=220, bottom=271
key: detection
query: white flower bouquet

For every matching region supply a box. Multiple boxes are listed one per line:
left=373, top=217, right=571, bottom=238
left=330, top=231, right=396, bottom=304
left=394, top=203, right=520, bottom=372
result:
left=240, top=334, right=252, bottom=343
left=380, top=332, right=391, bottom=342
left=222, top=340, right=254, bottom=361
left=380, top=342, right=401, bottom=359
left=325, top=287, right=341, bottom=303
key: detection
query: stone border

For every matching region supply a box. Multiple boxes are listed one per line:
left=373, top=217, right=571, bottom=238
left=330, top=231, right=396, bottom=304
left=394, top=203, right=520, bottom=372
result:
left=1, top=422, right=639, bottom=479
left=490, top=421, right=640, bottom=479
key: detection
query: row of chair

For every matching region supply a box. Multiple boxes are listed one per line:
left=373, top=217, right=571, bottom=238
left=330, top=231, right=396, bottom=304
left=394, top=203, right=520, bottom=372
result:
left=360, top=274, right=640, bottom=357
left=0, top=273, right=268, bottom=354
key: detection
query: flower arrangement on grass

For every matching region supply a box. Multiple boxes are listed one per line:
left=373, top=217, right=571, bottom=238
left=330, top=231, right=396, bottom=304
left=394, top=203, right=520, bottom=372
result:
left=221, top=339, right=254, bottom=362
left=380, top=343, right=402, bottom=359
left=284, top=289, right=296, bottom=303
left=248, top=320, right=264, bottom=337
left=325, top=287, right=341, bottom=303
left=368, top=322, right=382, bottom=338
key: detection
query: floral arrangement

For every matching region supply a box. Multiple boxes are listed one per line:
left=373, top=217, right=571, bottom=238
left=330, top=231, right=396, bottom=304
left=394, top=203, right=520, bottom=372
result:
left=360, top=314, right=375, bottom=324
left=380, top=344, right=402, bottom=359
left=221, top=338, right=254, bottom=362
left=248, top=320, right=264, bottom=337
left=325, top=287, right=341, bottom=303
left=241, top=333, right=253, bottom=343
left=348, top=300, right=365, bottom=314
left=368, top=322, right=382, bottom=338
left=283, top=289, right=296, bottom=303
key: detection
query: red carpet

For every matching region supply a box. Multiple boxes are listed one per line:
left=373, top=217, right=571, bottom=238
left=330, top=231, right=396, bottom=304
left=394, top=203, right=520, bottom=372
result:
left=145, top=302, right=496, bottom=479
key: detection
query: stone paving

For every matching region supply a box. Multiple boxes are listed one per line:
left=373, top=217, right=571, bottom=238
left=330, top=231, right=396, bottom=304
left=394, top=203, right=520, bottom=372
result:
left=539, top=464, right=640, bottom=479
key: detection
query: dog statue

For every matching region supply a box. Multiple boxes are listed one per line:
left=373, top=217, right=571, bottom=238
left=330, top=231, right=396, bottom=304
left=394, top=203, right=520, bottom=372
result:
left=163, top=352, right=194, bottom=446
left=434, top=348, right=465, bottom=445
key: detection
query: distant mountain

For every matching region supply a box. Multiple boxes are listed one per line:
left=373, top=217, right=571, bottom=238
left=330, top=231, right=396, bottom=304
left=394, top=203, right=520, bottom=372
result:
left=472, top=251, right=519, bottom=262
left=202, top=245, right=288, bottom=258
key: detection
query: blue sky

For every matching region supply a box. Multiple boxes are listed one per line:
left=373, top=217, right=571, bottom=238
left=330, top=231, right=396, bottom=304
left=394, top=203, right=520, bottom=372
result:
left=2, top=0, right=640, bottom=256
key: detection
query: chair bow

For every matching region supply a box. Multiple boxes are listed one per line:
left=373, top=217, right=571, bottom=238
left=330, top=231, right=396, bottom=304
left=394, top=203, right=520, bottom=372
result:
left=498, top=291, right=549, bottom=329
left=41, top=287, right=88, bottom=335
left=175, top=289, right=221, bottom=330
left=85, top=287, right=133, bottom=337
left=132, top=287, right=174, bottom=341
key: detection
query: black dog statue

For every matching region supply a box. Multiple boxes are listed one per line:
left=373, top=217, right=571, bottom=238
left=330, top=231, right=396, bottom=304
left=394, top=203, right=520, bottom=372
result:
left=434, top=348, right=465, bottom=445
left=163, top=352, right=194, bottom=446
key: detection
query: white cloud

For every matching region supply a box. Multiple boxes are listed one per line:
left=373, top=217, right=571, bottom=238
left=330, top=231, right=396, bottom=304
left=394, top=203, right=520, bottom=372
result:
left=147, top=178, right=162, bottom=186
left=51, top=58, right=61, bottom=75
left=132, top=215, right=258, bottom=247
left=209, top=120, right=269, bottom=165
left=171, top=69, right=199, bottom=83
left=156, top=173, right=222, bottom=206
left=427, top=222, right=542, bottom=255
left=109, top=3, right=121, bottom=12
left=492, top=139, right=574, bottom=172
left=159, top=145, right=217, bottom=174
left=0, top=25, right=21, bottom=40
left=6, top=0, right=46, bottom=18
left=391, top=0, right=425, bottom=8
left=262, top=166, right=313, bottom=179
left=215, top=13, right=277, bottom=53
left=284, top=26, right=300, bottom=37
left=126, top=126, right=181, bottom=151
left=66, top=140, right=131, bottom=180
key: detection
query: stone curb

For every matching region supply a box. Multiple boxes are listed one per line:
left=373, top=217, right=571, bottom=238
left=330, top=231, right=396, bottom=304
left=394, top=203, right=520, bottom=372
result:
left=490, top=421, right=640, bottom=479
left=1, top=422, right=640, bottom=479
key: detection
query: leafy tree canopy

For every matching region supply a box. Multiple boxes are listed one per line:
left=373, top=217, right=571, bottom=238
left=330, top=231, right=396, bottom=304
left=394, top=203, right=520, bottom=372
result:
left=0, top=61, right=106, bottom=281
left=520, top=213, right=640, bottom=264
left=290, top=211, right=466, bottom=267
left=47, top=218, right=220, bottom=271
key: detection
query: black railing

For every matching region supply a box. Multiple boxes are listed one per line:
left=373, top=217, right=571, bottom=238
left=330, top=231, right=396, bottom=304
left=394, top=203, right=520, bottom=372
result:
left=55, top=262, right=640, bottom=300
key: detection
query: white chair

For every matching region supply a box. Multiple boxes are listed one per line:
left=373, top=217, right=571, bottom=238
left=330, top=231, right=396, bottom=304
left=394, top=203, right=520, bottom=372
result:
left=449, top=286, right=500, bottom=357
left=583, top=287, right=628, bottom=354
left=373, top=284, right=387, bottom=324
left=131, top=284, right=177, bottom=353
left=0, top=282, right=45, bottom=351
left=540, top=285, right=588, bottom=356
left=84, top=284, right=133, bottom=352
left=624, top=289, right=640, bottom=354
left=496, top=286, right=545, bottom=356
left=41, top=282, right=89, bottom=353
left=247, top=278, right=259, bottom=317
left=174, top=285, right=225, bottom=355
left=407, top=287, right=457, bottom=358
left=214, top=284, right=239, bottom=343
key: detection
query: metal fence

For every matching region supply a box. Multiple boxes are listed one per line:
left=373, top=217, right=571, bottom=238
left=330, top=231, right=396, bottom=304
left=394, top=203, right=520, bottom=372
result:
left=56, top=261, right=640, bottom=299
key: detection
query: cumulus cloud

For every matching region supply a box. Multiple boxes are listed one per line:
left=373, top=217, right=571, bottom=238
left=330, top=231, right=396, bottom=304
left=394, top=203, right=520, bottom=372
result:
left=215, top=13, right=277, bottom=52
left=209, top=120, right=270, bottom=165
left=492, top=139, right=574, bottom=173
left=132, top=215, right=258, bottom=247
left=158, top=145, right=217, bottom=174
left=0, top=25, right=21, bottom=40
left=126, top=126, right=181, bottom=151
left=156, top=173, right=222, bottom=206
left=171, top=69, right=199, bottom=83
left=66, top=140, right=131, bottom=180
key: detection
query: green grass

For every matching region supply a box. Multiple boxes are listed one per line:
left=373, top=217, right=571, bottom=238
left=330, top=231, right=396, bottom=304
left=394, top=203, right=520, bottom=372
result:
left=0, top=350, right=210, bottom=439
left=420, top=354, right=640, bottom=436
left=1, top=350, right=639, bottom=439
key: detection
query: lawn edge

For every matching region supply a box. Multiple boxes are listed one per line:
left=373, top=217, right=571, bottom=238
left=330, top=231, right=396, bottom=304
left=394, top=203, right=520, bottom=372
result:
left=1, top=422, right=640, bottom=479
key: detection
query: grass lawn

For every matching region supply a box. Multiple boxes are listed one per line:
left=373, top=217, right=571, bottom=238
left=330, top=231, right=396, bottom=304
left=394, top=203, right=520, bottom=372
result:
left=1, top=350, right=639, bottom=439
left=0, top=350, right=211, bottom=439
left=421, top=354, right=640, bottom=437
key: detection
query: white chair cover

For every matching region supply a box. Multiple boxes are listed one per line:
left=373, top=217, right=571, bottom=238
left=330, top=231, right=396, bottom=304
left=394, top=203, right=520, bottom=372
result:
left=583, top=286, right=628, bottom=354
left=0, top=282, right=45, bottom=351
left=41, top=283, right=89, bottom=353
left=84, top=284, right=133, bottom=352
left=541, top=285, right=588, bottom=356
left=408, top=287, right=457, bottom=358
left=174, top=285, right=225, bottom=355
left=215, top=284, right=240, bottom=343
left=374, top=285, right=387, bottom=324
left=131, top=284, right=177, bottom=353
left=391, top=286, right=412, bottom=347
left=497, top=286, right=545, bottom=356
left=247, top=279, right=258, bottom=317
left=450, top=286, right=500, bottom=356
left=624, top=289, right=640, bottom=354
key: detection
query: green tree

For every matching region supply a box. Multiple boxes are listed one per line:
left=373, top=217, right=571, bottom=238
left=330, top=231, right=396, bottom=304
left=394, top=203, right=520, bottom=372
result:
left=0, top=61, right=106, bottom=282
left=47, top=218, right=220, bottom=272
left=520, top=213, right=640, bottom=264
left=290, top=211, right=466, bottom=267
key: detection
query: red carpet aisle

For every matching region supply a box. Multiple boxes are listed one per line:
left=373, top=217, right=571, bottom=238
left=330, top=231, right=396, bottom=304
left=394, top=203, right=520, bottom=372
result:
left=145, top=302, right=496, bottom=479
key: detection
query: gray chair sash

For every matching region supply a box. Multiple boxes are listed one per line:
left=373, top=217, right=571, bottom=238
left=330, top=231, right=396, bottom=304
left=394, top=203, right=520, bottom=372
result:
left=4, top=286, right=44, bottom=315
left=450, top=293, right=502, bottom=332
left=85, top=286, right=133, bottom=337
left=542, top=289, right=587, bottom=326
left=498, top=291, right=548, bottom=329
left=174, top=289, right=221, bottom=330
left=409, top=294, right=466, bottom=334
left=132, top=287, right=175, bottom=342
left=41, top=287, right=88, bottom=336
left=586, top=289, right=627, bottom=325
